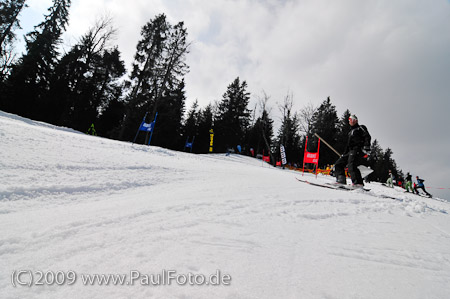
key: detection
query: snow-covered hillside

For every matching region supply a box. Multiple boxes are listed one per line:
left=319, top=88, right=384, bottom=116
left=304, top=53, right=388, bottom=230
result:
left=1, top=111, right=450, bottom=299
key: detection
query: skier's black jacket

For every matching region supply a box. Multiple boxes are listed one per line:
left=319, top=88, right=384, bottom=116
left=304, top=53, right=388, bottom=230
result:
left=344, top=123, right=371, bottom=154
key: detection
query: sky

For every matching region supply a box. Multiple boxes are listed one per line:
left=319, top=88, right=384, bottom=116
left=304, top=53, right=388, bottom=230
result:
left=15, top=0, right=450, bottom=198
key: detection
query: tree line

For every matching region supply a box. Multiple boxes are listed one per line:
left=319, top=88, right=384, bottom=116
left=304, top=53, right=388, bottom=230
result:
left=0, top=0, right=401, bottom=183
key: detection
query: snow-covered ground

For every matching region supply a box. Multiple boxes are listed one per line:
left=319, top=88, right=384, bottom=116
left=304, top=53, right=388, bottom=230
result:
left=1, top=111, right=450, bottom=299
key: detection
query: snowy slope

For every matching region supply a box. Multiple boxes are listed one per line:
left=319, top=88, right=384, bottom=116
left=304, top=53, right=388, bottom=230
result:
left=1, top=111, right=450, bottom=299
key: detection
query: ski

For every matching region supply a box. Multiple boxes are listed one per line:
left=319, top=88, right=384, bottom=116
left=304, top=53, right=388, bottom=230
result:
left=324, top=182, right=371, bottom=192
left=403, top=191, right=432, bottom=198
left=381, top=183, right=394, bottom=188
left=296, top=178, right=341, bottom=190
left=295, top=178, right=438, bottom=206
left=296, top=178, right=370, bottom=191
left=412, top=193, right=433, bottom=199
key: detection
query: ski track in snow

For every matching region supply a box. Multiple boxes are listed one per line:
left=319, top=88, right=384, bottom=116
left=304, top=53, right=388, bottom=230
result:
left=1, top=110, right=450, bottom=299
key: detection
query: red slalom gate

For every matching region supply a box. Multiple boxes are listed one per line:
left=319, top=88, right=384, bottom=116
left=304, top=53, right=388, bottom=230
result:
left=303, top=136, right=320, bottom=177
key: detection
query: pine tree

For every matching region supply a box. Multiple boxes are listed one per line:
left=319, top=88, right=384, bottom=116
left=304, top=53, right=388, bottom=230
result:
left=277, top=93, right=301, bottom=164
left=367, top=139, right=383, bottom=182
left=380, top=148, right=397, bottom=182
left=335, top=109, right=352, bottom=154
left=0, top=0, right=27, bottom=81
left=195, top=104, right=214, bottom=153
left=247, top=109, right=274, bottom=157
left=119, top=14, right=190, bottom=142
left=214, top=77, right=251, bottom=152
left=311, top=97, right=339, bottom=166
left=149, top=79, right=186, bottom=150
left=368, top=140, right=401, bottom=183
left=245, top=93, right=273, bottom=157
left=3, top=0, right=71, bottom=120
left=152, top=20, right=189, bottom=115
left=0, top=0, right=27, bottom=50
left=183, top=100, right=199, bottom=141
left=50, top=16, right=125, bottom=129
left=96, top=97, right=126, bottom=139
left=182, top=100, right=224, bottom=154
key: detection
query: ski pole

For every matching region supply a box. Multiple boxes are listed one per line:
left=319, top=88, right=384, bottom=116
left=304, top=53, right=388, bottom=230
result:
left=314, top=133, right=341, bottom=157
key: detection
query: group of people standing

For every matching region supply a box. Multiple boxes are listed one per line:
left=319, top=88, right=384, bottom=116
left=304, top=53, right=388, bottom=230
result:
left=386, top=170, right=432, bottom=197
left=333, top=114, right=432, bottom=198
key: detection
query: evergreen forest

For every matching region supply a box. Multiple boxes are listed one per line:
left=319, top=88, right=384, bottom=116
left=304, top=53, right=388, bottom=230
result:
left=0, top=0, right=403, bottom=183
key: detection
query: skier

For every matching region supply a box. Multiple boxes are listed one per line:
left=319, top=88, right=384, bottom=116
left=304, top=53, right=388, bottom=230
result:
left=334, top=114, right=371, bottom=187
left=86, top=123, right=97, bottom=136
left=414, top=176, right=432, bottom=197
left=405, top=172, right=414, bottom=193
left=386, top=170, right=394, bottom=188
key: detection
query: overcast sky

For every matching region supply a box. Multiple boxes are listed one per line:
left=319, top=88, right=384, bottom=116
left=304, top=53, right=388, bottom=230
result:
left=18, top=0, right=450, bottom=199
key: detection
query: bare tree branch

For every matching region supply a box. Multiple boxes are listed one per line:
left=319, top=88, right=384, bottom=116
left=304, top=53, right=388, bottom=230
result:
left=298, top=101, right=317, bottom=135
